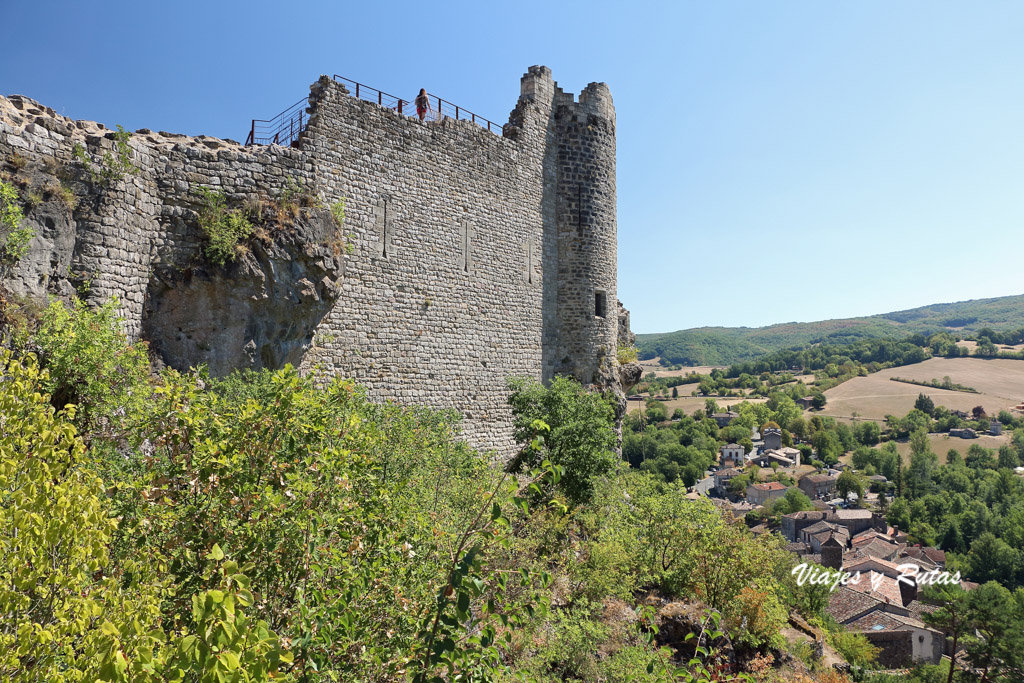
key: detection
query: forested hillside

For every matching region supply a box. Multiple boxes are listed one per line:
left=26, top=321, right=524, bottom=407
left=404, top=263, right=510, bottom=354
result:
left=637, top=294, right=1024, bottom=366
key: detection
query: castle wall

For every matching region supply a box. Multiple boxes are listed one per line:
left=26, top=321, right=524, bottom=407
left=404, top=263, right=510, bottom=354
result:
left=0, top=66, right=620, bottom=456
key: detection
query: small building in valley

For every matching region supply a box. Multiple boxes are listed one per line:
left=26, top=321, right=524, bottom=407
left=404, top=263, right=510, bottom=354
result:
left=746, top=481, right=789, bottom=506
left=799, top=473, right=838, bottom=500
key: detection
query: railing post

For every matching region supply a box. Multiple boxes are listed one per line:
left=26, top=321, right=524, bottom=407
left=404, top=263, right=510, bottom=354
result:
left=356, top=83, right=360, bottom=98
left=378, top=91, right=382, bottom=105
left=398, top=99, right=403, bottom=114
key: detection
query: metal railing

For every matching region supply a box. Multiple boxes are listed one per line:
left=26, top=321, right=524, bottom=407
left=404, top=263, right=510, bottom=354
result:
left=244, top=75, right=505, bottom=146
left=245, top=97, right=308, bottom=147
left=332, top=75, right=504, bottom=134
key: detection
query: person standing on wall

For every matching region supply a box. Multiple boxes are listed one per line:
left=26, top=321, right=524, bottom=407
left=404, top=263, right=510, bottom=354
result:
left=415, top=88, right=432, bottom=122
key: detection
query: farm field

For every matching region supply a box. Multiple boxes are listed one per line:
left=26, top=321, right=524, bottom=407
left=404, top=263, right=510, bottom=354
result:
left=956, top=340, right=1024, bottom=353
left=637, top=358, right=724, bottom=378
left=817, top=357, right=1024, bottom=423
left=626, top=394, right=767, bottom=417
left=892, top=433, right=1011, bottom=464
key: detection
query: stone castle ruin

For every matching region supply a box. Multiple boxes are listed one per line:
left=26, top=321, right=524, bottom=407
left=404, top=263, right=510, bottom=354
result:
left=0, top=66, right=635, bottom=454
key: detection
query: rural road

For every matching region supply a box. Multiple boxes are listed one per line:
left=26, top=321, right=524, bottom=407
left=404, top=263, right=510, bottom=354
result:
left=693, top=474, right=715, bottom=495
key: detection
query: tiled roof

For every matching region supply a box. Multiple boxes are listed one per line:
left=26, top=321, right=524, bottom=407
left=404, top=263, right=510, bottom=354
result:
left=851, top=530, right=893, bottom=546
left=907, top=600, right=938, bottom=622
left=845, top=556, right=901, bottom=574
left=845, top=570, right=904, bottom=605
left=846, top=540, right=901, bottom=562
left=803, top=474, right=836, bottom=484
left=827, top=586, right=883, bottom=624
left=803, top=520, right=842, bottom=535
left=753, top=481, right=788, bottom=491
left=846, top=610, right=911, bottom=633
left=902, top=546, right=947, bottom=565
left=783, top=510, right=828, bottom=521
left=834, top=509, right=873, bottom=520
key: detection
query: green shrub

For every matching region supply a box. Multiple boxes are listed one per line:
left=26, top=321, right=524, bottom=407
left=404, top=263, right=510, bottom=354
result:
left=507, top=375, right=618, bottom=506
left=617, top=343, right=639, bottom=364
left=826, top=627, right=879, bottom=668
left=196, top=187, right=253, bottom=266
left=0, top=351, right=296, bottom=682
left=71, top=125, right=138, bottom=186
left=32, top=297, right=151, bottom=436
left=0, top=180, right=32, bottom=274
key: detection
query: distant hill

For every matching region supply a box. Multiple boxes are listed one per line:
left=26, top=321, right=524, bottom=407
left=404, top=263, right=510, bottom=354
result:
left=636, top=294, right=1024, bottom=366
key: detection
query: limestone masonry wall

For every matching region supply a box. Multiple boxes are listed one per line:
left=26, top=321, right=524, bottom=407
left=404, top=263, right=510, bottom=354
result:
left=0, top=66, right=626, bottom=455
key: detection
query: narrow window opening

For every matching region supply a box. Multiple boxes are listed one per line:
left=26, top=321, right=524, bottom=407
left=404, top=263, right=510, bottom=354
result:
left=595, top=290, right=607, bottom=318
left=382, top=201, right=388, bottom=258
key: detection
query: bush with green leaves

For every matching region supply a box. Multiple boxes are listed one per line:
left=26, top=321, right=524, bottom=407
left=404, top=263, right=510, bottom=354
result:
left=196, top=187, right=254, bottom=266
left=506, top=375, right=618, bottom=506
left=71, top=125, right=138, bottom=187
left=31, top=297, right=151, bottom=436
left=0, top=350, right=292, bottom=682
left=0, top=179, right=32, bottom=275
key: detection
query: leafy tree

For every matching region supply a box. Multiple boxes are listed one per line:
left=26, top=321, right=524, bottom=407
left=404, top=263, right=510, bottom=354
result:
left=887, top=497, right=911, bottom=533
left=508, top=376, right=617, bottom=506
left=836, top=470, right=864, bottom=500
left=921, top=583, right=971, bottom=683
left=855, top=420, right=881, bottom=446
left=961, top=533, right=1018, bottom=586
left=644, top=399, right=668, bottom=423
left=914, top=393, right=935, bottom=416
left=810, top=392, right=826, bottom=410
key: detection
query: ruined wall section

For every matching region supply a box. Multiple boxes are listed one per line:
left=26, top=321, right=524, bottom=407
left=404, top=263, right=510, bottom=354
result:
left=0, top=94, right=320, bottom=344
left=297, top=77, right=550, bottom=453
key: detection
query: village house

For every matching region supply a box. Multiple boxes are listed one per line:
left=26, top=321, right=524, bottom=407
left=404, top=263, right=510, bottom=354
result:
left=746, top=481, right=789, bottom=506
left=713, top=467, right=743, bottom=496
left=799, top=473, right=838, bottom=500
left=800, top=521, right=850, bottom=553
left=763, top=427, right=782, bottom=451
left=711, top=411, right=739, bottom=427
left=781, top=509, right=886, bottom=543
left=751, top=446, right=802, bottom=468
left=844, top=611, right=944, bottom=667
left=719, top=443, right=745, bottom=467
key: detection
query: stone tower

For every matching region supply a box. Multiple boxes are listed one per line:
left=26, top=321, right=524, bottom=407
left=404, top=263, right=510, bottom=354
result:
left=516, top=66, right=619, bottom=390
left=821, top=532, right=844, bottom=571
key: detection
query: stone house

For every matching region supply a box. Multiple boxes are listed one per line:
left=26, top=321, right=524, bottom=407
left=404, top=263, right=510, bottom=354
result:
left=799, top=473, right=838, bottom=500
left=713, top=467, right=743, bottom=495
left=746, top=481, right=789, bottom=506
left=763, top=428, right=782, bottom=451
left=711, top=411, right=739, bottom=427
left=719, top=443, right=744, bottom=467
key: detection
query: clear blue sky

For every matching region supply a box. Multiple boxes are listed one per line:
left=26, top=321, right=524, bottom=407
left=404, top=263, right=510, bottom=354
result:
left=3, top=1, right=1022, bottom=334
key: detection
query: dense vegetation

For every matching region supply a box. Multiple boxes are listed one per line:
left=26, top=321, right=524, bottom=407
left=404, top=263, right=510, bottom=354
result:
left=636, top=294, right=1024, bottom=366
left=2, top=296, right=871, bottom=682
